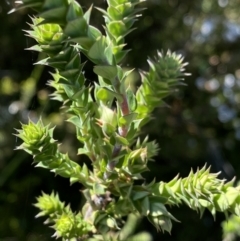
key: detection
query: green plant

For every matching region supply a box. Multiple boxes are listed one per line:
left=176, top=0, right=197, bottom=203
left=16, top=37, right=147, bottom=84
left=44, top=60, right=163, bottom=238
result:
left=222, top=214, right=240, bottom=241
left=12, top=0, right=240, bottom=240
left=222, top=181, right=240, bottom=241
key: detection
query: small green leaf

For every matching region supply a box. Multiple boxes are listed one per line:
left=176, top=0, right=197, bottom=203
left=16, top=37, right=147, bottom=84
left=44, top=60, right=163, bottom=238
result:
left=67, top=116, right=82, bottom=129
left=106, top=0, right=120, bottom=7
left=214, top=194, right=229, bottom=212
left=96, top=88, right=111, bottom=102
left=108, top=21, right=127, bottom=37
left=81, top=163, right=89, bottom=178
left=141, top=197, right=150, bottom=216
left=83, top=4, right=93, bottom=24
left=64, top=18, right=88, bottom=38
left=94, top=65, right=118, bottom=80
left=68, top=37, right=94, bottom=50
left=119, top=113, right=138, bottom=126
left=116, top=2, right=133, bottom=16
left=60, top=69, right=79, bottom=79
left=115, top=48, right=130, bottom=63
left=78, top=147, right=90, bottom=155
left=102, top=122, right=116, bottom=135
left=88, top=26, right=102, bottom=40
left=114, top=133, right=129, bottom=145
left=108, top=6, right=122, bottom=20
left=27, top=44, right=42, bottom=52
left=126, top=87, right=137, bottom=112
left=66, top=1, right=83, bottom=21
left=126, top=122, right=138, bottom=140
left=122, top=68, right=135, bottom=81
left=97, top=87, right=123, bottom=102
left=88, top=37, right=107, bottom=63
left=99, top=105, right=118, bottom=129
left=106, top=217, right=117, bottom=228
left=93, top=183, right=106, bottom=195
left=39, top=7, right=67, bottom=24
left=131, top=189, right=149, bottom=201
left=104, top=45, right=114, bottom=65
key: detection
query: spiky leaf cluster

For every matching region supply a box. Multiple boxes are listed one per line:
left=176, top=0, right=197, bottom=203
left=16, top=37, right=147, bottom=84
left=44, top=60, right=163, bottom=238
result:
left=16, top=120, right=90, bottom=185
left=97, top=0, right=145, bottom=63
left=152, top=166, right=240, bottom=218
left=136, top=51, right=189, bottom=120
left=35, top=192, right=92, bottom=240
left=15, top=0, right=103, bottom=55
left=22, top=1, right=96, bottom=103
left=16, top=119, right=56, bottom=155
left=35, top=192, right=65, bottom=219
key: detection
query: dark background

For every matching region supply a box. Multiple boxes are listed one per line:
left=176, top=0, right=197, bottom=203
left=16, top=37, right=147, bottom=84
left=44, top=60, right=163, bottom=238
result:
left=1, top=0, right=240, bottom=240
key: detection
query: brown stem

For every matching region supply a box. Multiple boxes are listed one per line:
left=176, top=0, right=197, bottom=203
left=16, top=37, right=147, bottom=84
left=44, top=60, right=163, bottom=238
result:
left=121, top=95, right=130, bottom=116
left=104, top=80, right=131, bottom=178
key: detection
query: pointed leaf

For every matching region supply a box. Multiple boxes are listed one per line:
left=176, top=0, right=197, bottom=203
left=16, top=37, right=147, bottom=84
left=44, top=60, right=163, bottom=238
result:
left=94, top=65, right=118, bottom=80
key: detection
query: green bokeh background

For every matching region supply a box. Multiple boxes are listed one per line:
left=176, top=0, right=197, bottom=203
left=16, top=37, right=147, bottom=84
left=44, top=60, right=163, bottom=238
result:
left=1, top=0, right=240, bottom=240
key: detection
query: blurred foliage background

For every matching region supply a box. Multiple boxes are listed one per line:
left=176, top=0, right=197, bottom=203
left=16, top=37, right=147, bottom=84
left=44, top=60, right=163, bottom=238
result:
left=1, top=0, right=240, bottom=240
